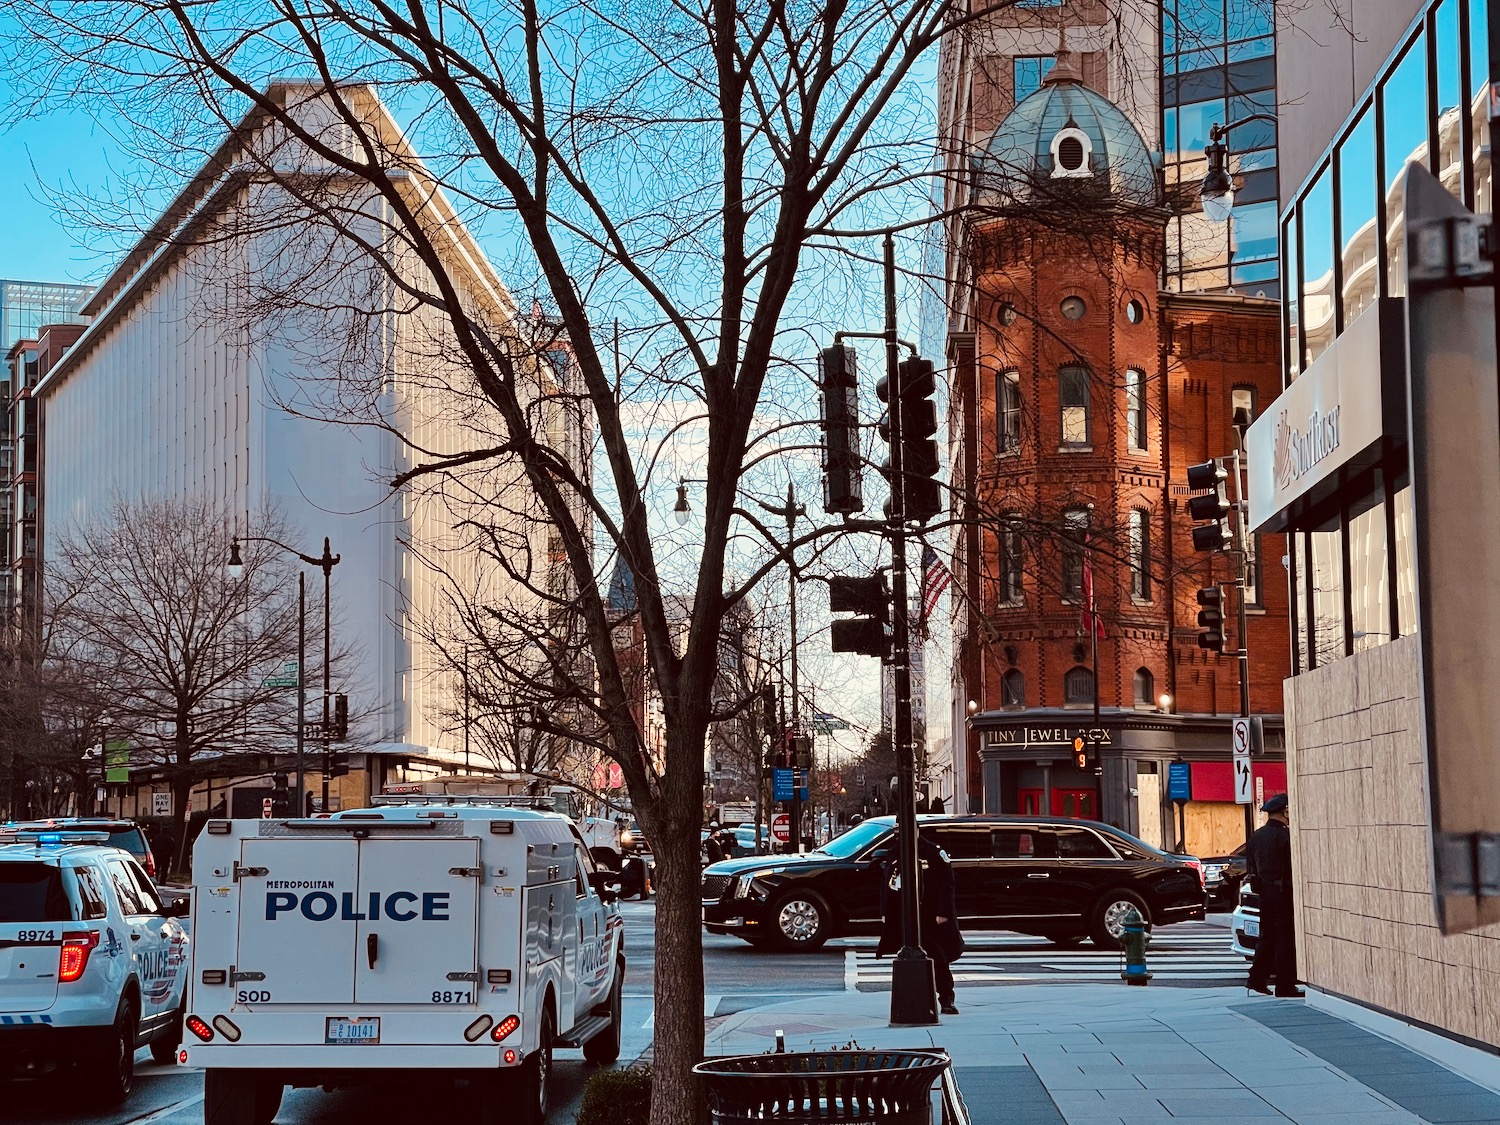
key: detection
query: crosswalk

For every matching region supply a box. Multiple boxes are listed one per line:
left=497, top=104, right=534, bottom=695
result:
left=845, top=923, right=1247, bottom=989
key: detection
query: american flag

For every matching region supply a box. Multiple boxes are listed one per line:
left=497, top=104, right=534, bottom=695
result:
left=1080, top=532, right=1105, bottom=640
left=918, top=545, right=951, bottom=636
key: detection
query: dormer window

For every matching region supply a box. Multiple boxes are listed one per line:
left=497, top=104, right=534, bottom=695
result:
left=1050, top=125, right=1092, bottom=178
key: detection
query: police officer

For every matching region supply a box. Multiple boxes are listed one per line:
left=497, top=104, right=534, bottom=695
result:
left=877, top=830, right=964, bottom=1015
left=704, top=828, right=726, bottom=866
left=1246, top=793, right=1303, bottom=997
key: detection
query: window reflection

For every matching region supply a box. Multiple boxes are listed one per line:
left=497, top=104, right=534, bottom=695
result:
left=1382, top=35, right=1430, bottom=299
left=1293, top=533, right=1310, bottom=674
left=1469, top=0, right=1491, bottom=213
left=1348, top=477, right=1389, bottom=653
left=1232, top=200, right=1278, bottom=262
left=1284, top=213, right=1300, bottom=380
left=1301, top=167, right=1335, bottom=365
left=1435, top=0, right=1465, bottom=203
left=1175, top=99, right=1225, bottom=162
left=1338, top=109, right=1378, bottom=327
left=1310, top=520, right=1345, bottom=667
left=1393, top=474, right=1417, bottom=636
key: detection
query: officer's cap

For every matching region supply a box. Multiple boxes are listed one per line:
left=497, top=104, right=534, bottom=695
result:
left=1261, top=793, right=1288, bottom=814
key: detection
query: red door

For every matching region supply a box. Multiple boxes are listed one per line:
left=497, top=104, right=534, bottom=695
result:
left=1051, top=788, right=1096, bottom=819
left=1017, top=789, right=1043, bottom=816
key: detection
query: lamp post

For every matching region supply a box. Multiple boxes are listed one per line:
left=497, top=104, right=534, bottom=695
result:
left=754, top=483, right=806, bottom=853
left=1199, top=115, right=1280, bottom=222
left=228, top=534, right=340, bottom=813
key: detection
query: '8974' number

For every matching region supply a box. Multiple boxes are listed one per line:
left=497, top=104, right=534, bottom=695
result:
left=432, top=990, right=473, bottom=1004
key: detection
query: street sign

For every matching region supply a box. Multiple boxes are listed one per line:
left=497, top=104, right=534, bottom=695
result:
left=772, top=768, right=808, bottom=802
left=1167, top=761, right=1192, bottom=802
left=1232, top=718, right=1253, bottom=805
left=151, top=791, right=171, bottom=817
left=104, top=739, right=130, bottom=784
left=263, top=660, right=300, bottom=688
left=771, top=813, right=791, bottom=843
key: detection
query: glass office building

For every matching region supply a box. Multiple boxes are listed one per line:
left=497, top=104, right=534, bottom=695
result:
left=1162, top=0, right=1280, bottom=296
left=0, top=280, right=90, bottom=354
left=1252, top=0, right=1488, bottom=675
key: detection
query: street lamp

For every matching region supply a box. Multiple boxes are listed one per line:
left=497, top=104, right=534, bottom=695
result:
left=755, top=482, right=807, bottom=854
left=227, top=534, right=340, bottom=813
left=1199, top=116, right=1279, bottom=222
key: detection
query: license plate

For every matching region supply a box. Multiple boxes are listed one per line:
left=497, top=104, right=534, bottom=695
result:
left=1243, top=917, right=1259, bottom=938
left=325, top=1017, right=380, bottom=1044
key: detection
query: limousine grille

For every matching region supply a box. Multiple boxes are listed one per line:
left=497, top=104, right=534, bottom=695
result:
left=702, top=874, right=733, bottom=901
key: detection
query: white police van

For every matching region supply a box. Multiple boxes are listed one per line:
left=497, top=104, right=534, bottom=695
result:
left=0, top=829, right=190, bottom=1105
left=184, top=799, right=626, bottom=1125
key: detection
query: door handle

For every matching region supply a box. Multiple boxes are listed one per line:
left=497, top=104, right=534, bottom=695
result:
left=367, top=933, right=378, bottom=969
left=130, top=933, right=142, bottom=941
left=1027, top=873, right=1050, bottom=879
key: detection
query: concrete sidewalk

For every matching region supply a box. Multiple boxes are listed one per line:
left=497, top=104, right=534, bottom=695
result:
left=703, top=985, right=1500, bottom=1124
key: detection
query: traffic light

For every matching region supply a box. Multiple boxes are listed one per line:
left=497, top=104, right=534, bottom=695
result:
left=793, top=736, right=813, bottom=771
left=876, top=356, right=942, bottom=523
left=327, top=754, right=350, bottom=779
left=761, top=685, right=777, bottom=732
left=1197, top=585, right=1225, bottom=651
left=330, top=693, right=349, bottom=741
left=828, top=574, right=890, bottom=658
left=1072, top=737, right=1087, bottom=770
left=818, top=344, right=864, bottom=515
left=1186, top=459, right=1231, bottom=552
left=270, top=771, right=291, bottom=817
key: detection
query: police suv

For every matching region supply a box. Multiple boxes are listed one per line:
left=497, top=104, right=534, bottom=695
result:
left=0, top=828, right=190, bottom=1104
left=185, top=799, right=626, bottom=1125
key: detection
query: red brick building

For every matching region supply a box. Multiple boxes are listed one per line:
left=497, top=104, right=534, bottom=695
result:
left=945, top=53, right=1290, bottom=852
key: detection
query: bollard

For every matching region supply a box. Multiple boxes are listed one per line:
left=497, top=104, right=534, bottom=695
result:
left=1120, top=907, right=1151, bottom=986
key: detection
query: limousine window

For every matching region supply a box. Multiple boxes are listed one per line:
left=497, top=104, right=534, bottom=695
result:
left=927, top=826, right=993, bottom=859
left=1055, top=826, right=1115, bottom=858
left=992, top=829, right=1056, bottom=859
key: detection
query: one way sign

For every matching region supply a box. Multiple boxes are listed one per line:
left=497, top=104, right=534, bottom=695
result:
left=1232, top=717, right=1253, bottom=805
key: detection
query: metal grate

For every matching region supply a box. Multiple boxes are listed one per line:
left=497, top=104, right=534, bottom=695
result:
left=702, top=874, right=733, bottom=901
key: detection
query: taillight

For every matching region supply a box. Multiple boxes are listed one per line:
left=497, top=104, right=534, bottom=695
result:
left=1186, top=859, right=1205, bottom=888
left=490, top=1014, right=521, bottom=1042
left=58, top=931, right=100, bottom=983
left=186, top=1015, right=215, bottom=1042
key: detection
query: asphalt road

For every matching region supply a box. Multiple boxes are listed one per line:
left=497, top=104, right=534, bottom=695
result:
left=6, top=897, right=1236, bottom=1125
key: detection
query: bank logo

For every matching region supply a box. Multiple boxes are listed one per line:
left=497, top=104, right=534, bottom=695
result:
left=1273, top=406, right=1341, bottom=491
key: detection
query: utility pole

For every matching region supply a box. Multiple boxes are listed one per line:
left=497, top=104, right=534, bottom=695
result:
left=757, top=484, right=805, bottom=851
left=1229, top=412, right=1254, bottom=846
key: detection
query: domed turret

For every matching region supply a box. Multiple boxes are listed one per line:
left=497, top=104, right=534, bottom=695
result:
left=975, top=44, right=1159, bottom=209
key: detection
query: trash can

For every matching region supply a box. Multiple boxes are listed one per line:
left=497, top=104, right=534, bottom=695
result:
left=694, top=1049, right=950, bottom=1124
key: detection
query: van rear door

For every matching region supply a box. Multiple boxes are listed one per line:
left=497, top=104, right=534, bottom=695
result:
left=354, top=837, right=480, bottom=1005
left=234, top=838, right=359, bottom=1003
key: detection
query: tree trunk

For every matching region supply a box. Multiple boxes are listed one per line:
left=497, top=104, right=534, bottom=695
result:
left=170, top=774, right=194, bottom=879
left=647, top=726, right=709, bottom=1125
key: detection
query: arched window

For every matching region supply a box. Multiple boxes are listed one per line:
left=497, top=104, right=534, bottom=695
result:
left=1134, top=668, right=1154, bottom=708
left=1130, top=508, right=1151, bottom=601
left=1064, top=666, right=1094, bottom=706
left=997, top=369, right=1021, bottom=455
left=1002, top=669, right=1026, bottom=710
left=1125, top=368, right=1147, bottom=450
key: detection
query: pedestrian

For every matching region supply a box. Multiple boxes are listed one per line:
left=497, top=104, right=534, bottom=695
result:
left=877, top=828, right=964, bottom=1015
left=1246, top=793, right=1303, bottom=998
left=704, top=830, right=726, bottom=866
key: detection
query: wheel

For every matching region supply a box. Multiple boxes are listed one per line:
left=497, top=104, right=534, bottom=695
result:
left=1089, top=891, right=1150, bottom=948
left=150, top=998, right=185, bottom=1064
left=204, top=1069, right=281, bottom=1125
left=768, top=892, right=831, bottom=951
left=254, top=1077, right=284, bottom=1124
left=92, top=997, right=137, bottom=1107
left=518, top=1003, right=554, bottom=1123
left=582, top=970, right=624, bottom=1064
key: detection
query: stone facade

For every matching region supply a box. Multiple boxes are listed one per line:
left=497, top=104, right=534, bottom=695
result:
left=1288, top=635, right=1500, bottom=1047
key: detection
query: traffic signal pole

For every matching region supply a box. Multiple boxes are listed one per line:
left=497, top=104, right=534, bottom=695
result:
left=1229, top=439, right=1254, bottom=848
left=882, top=233, right=937, bottom=1026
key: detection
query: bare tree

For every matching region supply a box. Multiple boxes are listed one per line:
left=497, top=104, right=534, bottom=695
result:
left=44, top=496, right=318, bottom=864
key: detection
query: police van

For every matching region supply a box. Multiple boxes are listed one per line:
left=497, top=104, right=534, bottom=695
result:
left=184, top=800, right=626, bottom=1125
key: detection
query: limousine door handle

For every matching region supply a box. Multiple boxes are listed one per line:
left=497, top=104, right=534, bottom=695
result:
left=1026, top=873, right=1050, bottom=879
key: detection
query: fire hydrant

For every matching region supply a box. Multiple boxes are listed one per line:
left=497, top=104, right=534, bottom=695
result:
left=1120, top=907, right=1152, bottom=986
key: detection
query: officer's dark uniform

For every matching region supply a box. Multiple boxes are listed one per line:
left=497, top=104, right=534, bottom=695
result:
left=878, top=834, right=963, bottom=1013
left=1246, top=793, right=1301, bottom=996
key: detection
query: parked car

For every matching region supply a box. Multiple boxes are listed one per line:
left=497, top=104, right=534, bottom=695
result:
left=1231, top=875, right=1260, bottom=959
left=3, top=819, right=157, bottom=880
left=729, top=824, right=770, bottom=857
left=701, top=814, right=1207, bottom=951
left=1202, top=843, right=1248, bottom=907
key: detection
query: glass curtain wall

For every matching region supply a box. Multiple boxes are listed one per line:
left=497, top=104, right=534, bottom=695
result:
left=1282, top=0, right=1490, bottom=673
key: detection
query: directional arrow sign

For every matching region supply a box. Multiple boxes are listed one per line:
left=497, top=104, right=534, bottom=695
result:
left=1232, top=718, right=1253, bottom=805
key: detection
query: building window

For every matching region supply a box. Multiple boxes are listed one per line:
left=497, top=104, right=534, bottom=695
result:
left=998, top=369, right=1021, bottom=455
left=1002, top=668, right=1026, bottom=709
left=1246, top=533, right=1264, bottom=607
left=1133, top=668, right=1154, bottom=707
left=1061, top=507, right=1089, bottom=599
left=999, top=514, right=1024, bottom=604
left=1130, top=508, right=1151, bottom=601
left=1064, top=666, right=1094, bottom=706
left=1060, top=366, right=1090, bottom=447
left=1125, top=368, right=1146, bottom=450
left=1013, top=55, right=1056, bottom=102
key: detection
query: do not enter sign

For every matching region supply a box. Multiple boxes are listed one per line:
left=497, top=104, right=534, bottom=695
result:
left=771, top=813, right=791, bottom=842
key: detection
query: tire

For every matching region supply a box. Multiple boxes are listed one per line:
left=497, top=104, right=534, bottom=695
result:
left=768, top=891, right=831, bottom=951
left=520, top=1002, right=554, bottom=1123
left=150, top=998, right=185, bottom=1065
left=253, top=1077, right=284, bottom=1125
left=1089, top=891, right=1150, bottom=948
left=204, top=1070, right=282, bottom=1125
left=92, top=996, right=137, bottom=1107
left=582, top=970, right=624, bottom=1064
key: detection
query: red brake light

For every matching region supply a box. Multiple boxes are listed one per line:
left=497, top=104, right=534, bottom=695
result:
left=58, top=930, right=100, bottom=983
left=490, top=1014, right=521, bottom=1042
left=1185, top=859, right=1205, bottom=888
left=186, top=1015, right=215, bottom=1042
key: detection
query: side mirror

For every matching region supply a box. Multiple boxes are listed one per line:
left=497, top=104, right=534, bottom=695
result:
left=588, top=870, right=621, bottom=894
left=165, top=896, right=190, bottom=918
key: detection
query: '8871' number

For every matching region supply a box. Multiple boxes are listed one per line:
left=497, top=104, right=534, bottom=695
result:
left=432, top=990, right=472, bottom=1003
